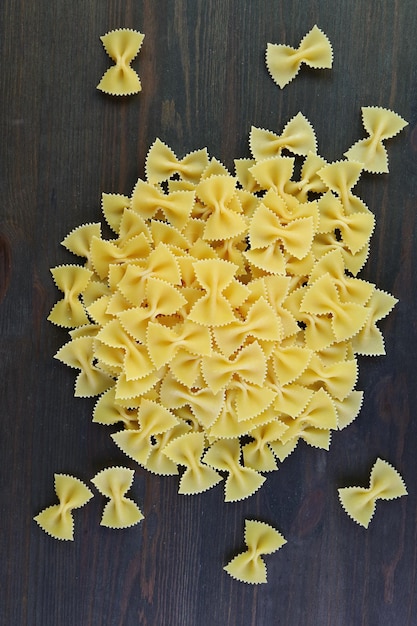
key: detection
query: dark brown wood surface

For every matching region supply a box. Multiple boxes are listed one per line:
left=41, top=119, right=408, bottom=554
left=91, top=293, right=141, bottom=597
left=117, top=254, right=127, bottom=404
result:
left=1, top=1, right=417, bottom=624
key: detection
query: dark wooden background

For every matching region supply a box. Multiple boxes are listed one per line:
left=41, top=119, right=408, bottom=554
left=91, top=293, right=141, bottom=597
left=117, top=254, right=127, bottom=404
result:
left=1, top=1, right=417, bottom=624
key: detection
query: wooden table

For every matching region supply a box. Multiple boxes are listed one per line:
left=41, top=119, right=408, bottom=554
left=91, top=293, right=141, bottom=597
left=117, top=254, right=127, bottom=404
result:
left=1, top=1, right=416, bottom=624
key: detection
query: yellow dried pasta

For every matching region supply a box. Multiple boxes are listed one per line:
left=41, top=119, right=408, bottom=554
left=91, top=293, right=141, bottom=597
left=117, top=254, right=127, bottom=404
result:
left=54, top=335, right=113, bottom=397
left=111, top=399, right=179, bottom=465
left=91, top=466, right=144, bottom=528
left=249, top=113, right=317, bottom=160
left=97, top=29, right=145, bottom=96
left=48, top=265, right=93, bottom=327
left=338, top=458, right=407, bottom=528
left=34, top=474, right=93, bottom=541
left=266, top=25, right=333, bottom=88
left=146, top=138, right=209, bottom=184
left=45, top=110, right=404, bottom=512
left=203, top=438, right=265, bottom=501
left=31, top=19, right=413, bottom=593
left=344, top=107, right=408, bottom=173
left=224, top=520, right=286, bottom=584
left=162, top=432, right=222, bottom=495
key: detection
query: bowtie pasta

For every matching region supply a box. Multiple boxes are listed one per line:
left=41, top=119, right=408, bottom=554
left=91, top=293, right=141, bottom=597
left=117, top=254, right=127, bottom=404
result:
left=338, top=458, right=407, bottom=528
left=224, top=519, right=287, bottom=584
left=266, top=25, right=333, bottom=88
left=34, top=474, right=93, bottom=541
left=97, top=29, right=145, bottom=96
left=46, top=110, right=404, bottom=509
left=31, top=18, right=411, bottom=591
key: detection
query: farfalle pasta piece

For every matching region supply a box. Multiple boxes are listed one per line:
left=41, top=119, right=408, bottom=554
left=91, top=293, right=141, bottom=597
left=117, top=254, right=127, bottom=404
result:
left=162, top=431, right=222, bottom=495
left=147, top=320, right=212, bottom=368
left=317, top=160, right=368, bottom=215
left=96, top=319, right=154, bottom=382
left=334, top=390, right=364, bottom=430
left=203, top=438, right=265, bottom=501
left=91, top=466, right=144, bottom=528
left=234, top=158, right=261, bottom=193
left=188, top=258, right=240, bottom=327
left=90, top=233, right=151, bottom=280
left=144, top=421, right=191, bottom=475
left=213, top=296, right=282, bottom=356
left=271, top=343, right=312, bottom=386
left=55, top=336, right=113, bottom=396
left=308, top=249, right=374, bottom=307
left=131, top=179, right=195, bottom=231
left=344, top=107, right=408, bottom=173
left=116, top=243, right=182, bottom=305
left=224, top=520, right=286, bottom=584
left=249, top=156, right=295, bottom=198
left=112, top=399, right=179, bottom=465
left=159, top=372, right=224, bottom=429
left=97, top=29, right=144, bottom=96
left=277, top=388, right=337, bottom=448
left=297, top=353, right=358, bottom=401
left=61, top=223, right=101, bottom=265
left=242, top=421, right=288, bottom=472
left=195, top=175, right=247, bottom=240
left=34, top=474, right=93, bottom=541
left=311, top=231, right=370, bottom=276
left=201, top=341, right=267, bottom=394
left=249, top=113, right=317, bottom=161
left=338, top=458, right=407, bottom=528
left=118, top=277, right=187, bottom=342
left=146, top=138, right=209, bottom=184
left=293, top=152, right=329, bottom=200
left=266, top=25, right=333, bottom=88
left=300, top=273, right=370, bottom=343
left=102, top=193, right=130, bottom=233
left=93, top=387, right=138, bottom=427
left=231, top=378, right=277, bottom=422
left=248, top=202, right=314, bottom=259
left=351, top=288, right=398, bottom=355
left=317, top=192, right=375, bottom=254
left=48, top=265, right=93, bottom=327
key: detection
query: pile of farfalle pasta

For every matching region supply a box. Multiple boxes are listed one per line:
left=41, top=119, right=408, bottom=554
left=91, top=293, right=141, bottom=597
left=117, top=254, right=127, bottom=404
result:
left=35, top=25, right=409, bottom=585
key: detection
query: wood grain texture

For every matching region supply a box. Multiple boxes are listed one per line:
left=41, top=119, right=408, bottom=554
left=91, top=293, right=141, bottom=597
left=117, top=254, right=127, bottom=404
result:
left=1, top=1, right=417, bottom=624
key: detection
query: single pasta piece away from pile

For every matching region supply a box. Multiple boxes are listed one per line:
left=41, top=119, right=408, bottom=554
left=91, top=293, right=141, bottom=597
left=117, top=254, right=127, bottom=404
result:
left=224, top=519, right=286, bottom=584
left=266, top=25, right=333, bottom=88
left=97, top=29, right=145, bottom=96
left=338, top=458, right=407, bottom=528
left=34, top=474, right=93, bottom=540
left=344, top=106, right=408, bottom=174
left=47, top=110, right=405, bottom=504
